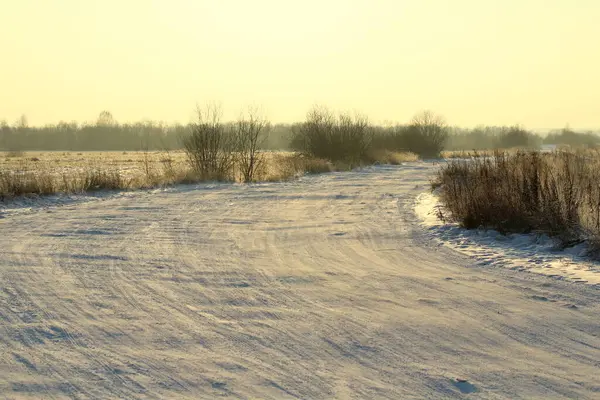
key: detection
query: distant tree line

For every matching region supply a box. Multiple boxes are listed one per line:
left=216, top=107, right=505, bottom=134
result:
left=1, top=111, right=598, bottom=152
left=445, top=125, right=600, bottom=150
left=0, top=111, right=296, bottom=151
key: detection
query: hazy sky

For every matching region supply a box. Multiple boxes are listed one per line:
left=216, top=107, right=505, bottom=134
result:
left=1, top=0, right=599, bottom=129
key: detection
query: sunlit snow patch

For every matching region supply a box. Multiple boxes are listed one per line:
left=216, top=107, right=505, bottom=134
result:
left=415, top=191, right=600, bottom=286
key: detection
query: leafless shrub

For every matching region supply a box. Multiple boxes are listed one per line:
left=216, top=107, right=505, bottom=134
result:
left=182, top=104, right=235, bottom=181
left=402, top=110, right=448, bottom=158
left=292, top=106, right=373, bottom=165
left=233, top=108, right=271, bottom=182
left=434, top=150, right=600, bottom=255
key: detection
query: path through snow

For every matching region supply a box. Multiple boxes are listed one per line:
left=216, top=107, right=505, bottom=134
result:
left=0, top=163, right=598, bottom=399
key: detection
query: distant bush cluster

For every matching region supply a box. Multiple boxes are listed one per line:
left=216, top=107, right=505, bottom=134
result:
left=444, top=126, right=542, bottom=150
left=291, top=107, right=373, bottom=164
left=290, top=107, right=449, bottom=162
left=435, top=150, right=600, bottom=255
left=374, top=111, right=448, bottom=158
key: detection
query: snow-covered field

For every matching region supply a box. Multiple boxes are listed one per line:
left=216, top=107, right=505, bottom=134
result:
left=1, top=163, right=599, bottom=399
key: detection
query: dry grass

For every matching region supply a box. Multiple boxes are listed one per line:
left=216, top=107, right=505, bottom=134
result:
left=0, top=151, right=189, bottom=198
left=0, top=151, right=352, bottom=200
left=434, top=150, right=600, bottom=255
left=1, top=150, right=189, bottom=174
left=259, top=153, right=333, bottom=181
left=0, top=148, right=422, bottom=200
left=265, top=150, right=419, bottom=180
left=441, top=149, right=516, bottom=159
left=365, top=149, right=419, bottom=165
left=441, top=145, right=583, bottom=159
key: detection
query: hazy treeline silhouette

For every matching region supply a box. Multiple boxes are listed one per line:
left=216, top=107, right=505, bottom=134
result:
left=446, top=126, right=600, bottom=150
left=0, top=118, right=294, bottom=151
left=1, top=112, right=598, bottom=152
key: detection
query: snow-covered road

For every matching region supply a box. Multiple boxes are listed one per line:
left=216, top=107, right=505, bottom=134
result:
left=1, top=163, right=599, bottom=399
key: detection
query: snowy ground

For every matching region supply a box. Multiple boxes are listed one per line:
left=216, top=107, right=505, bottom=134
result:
left=415, top=192, right=600, bottom=286
left=0, top=163, right=599, bottom=399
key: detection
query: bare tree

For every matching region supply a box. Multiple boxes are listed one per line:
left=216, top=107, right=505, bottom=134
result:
left=96, top=111, right=115, bottom=127
left=336, top=111, right=372, bottom=164
left=234, top=107, right=271, bottom=183
left=182, top=103, right=235, bottom=181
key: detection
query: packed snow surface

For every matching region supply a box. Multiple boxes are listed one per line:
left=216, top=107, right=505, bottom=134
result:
left=1, top=163, right=598, bottom=399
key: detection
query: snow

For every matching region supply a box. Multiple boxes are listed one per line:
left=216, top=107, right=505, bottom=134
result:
left=1, top=162, right=599, bottom=399
left=415, top=191, right=600, bottom=286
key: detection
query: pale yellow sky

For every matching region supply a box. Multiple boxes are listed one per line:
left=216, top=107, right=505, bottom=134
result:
left=1, top=0, right=599, bottom=129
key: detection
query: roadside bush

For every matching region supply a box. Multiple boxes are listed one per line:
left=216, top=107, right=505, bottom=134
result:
left=233, top=109, right=271, bottom=183
left=434, top=150, right=600, bottom=254
left=182, top=104, right=236, bottom=181
left=182, top=105, right=275, bottom=182
left=292, top=106, right=373, bottom=165
left=402, top=111, right=448, bottom=158
left=371, top=112, right=448, bottom=158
